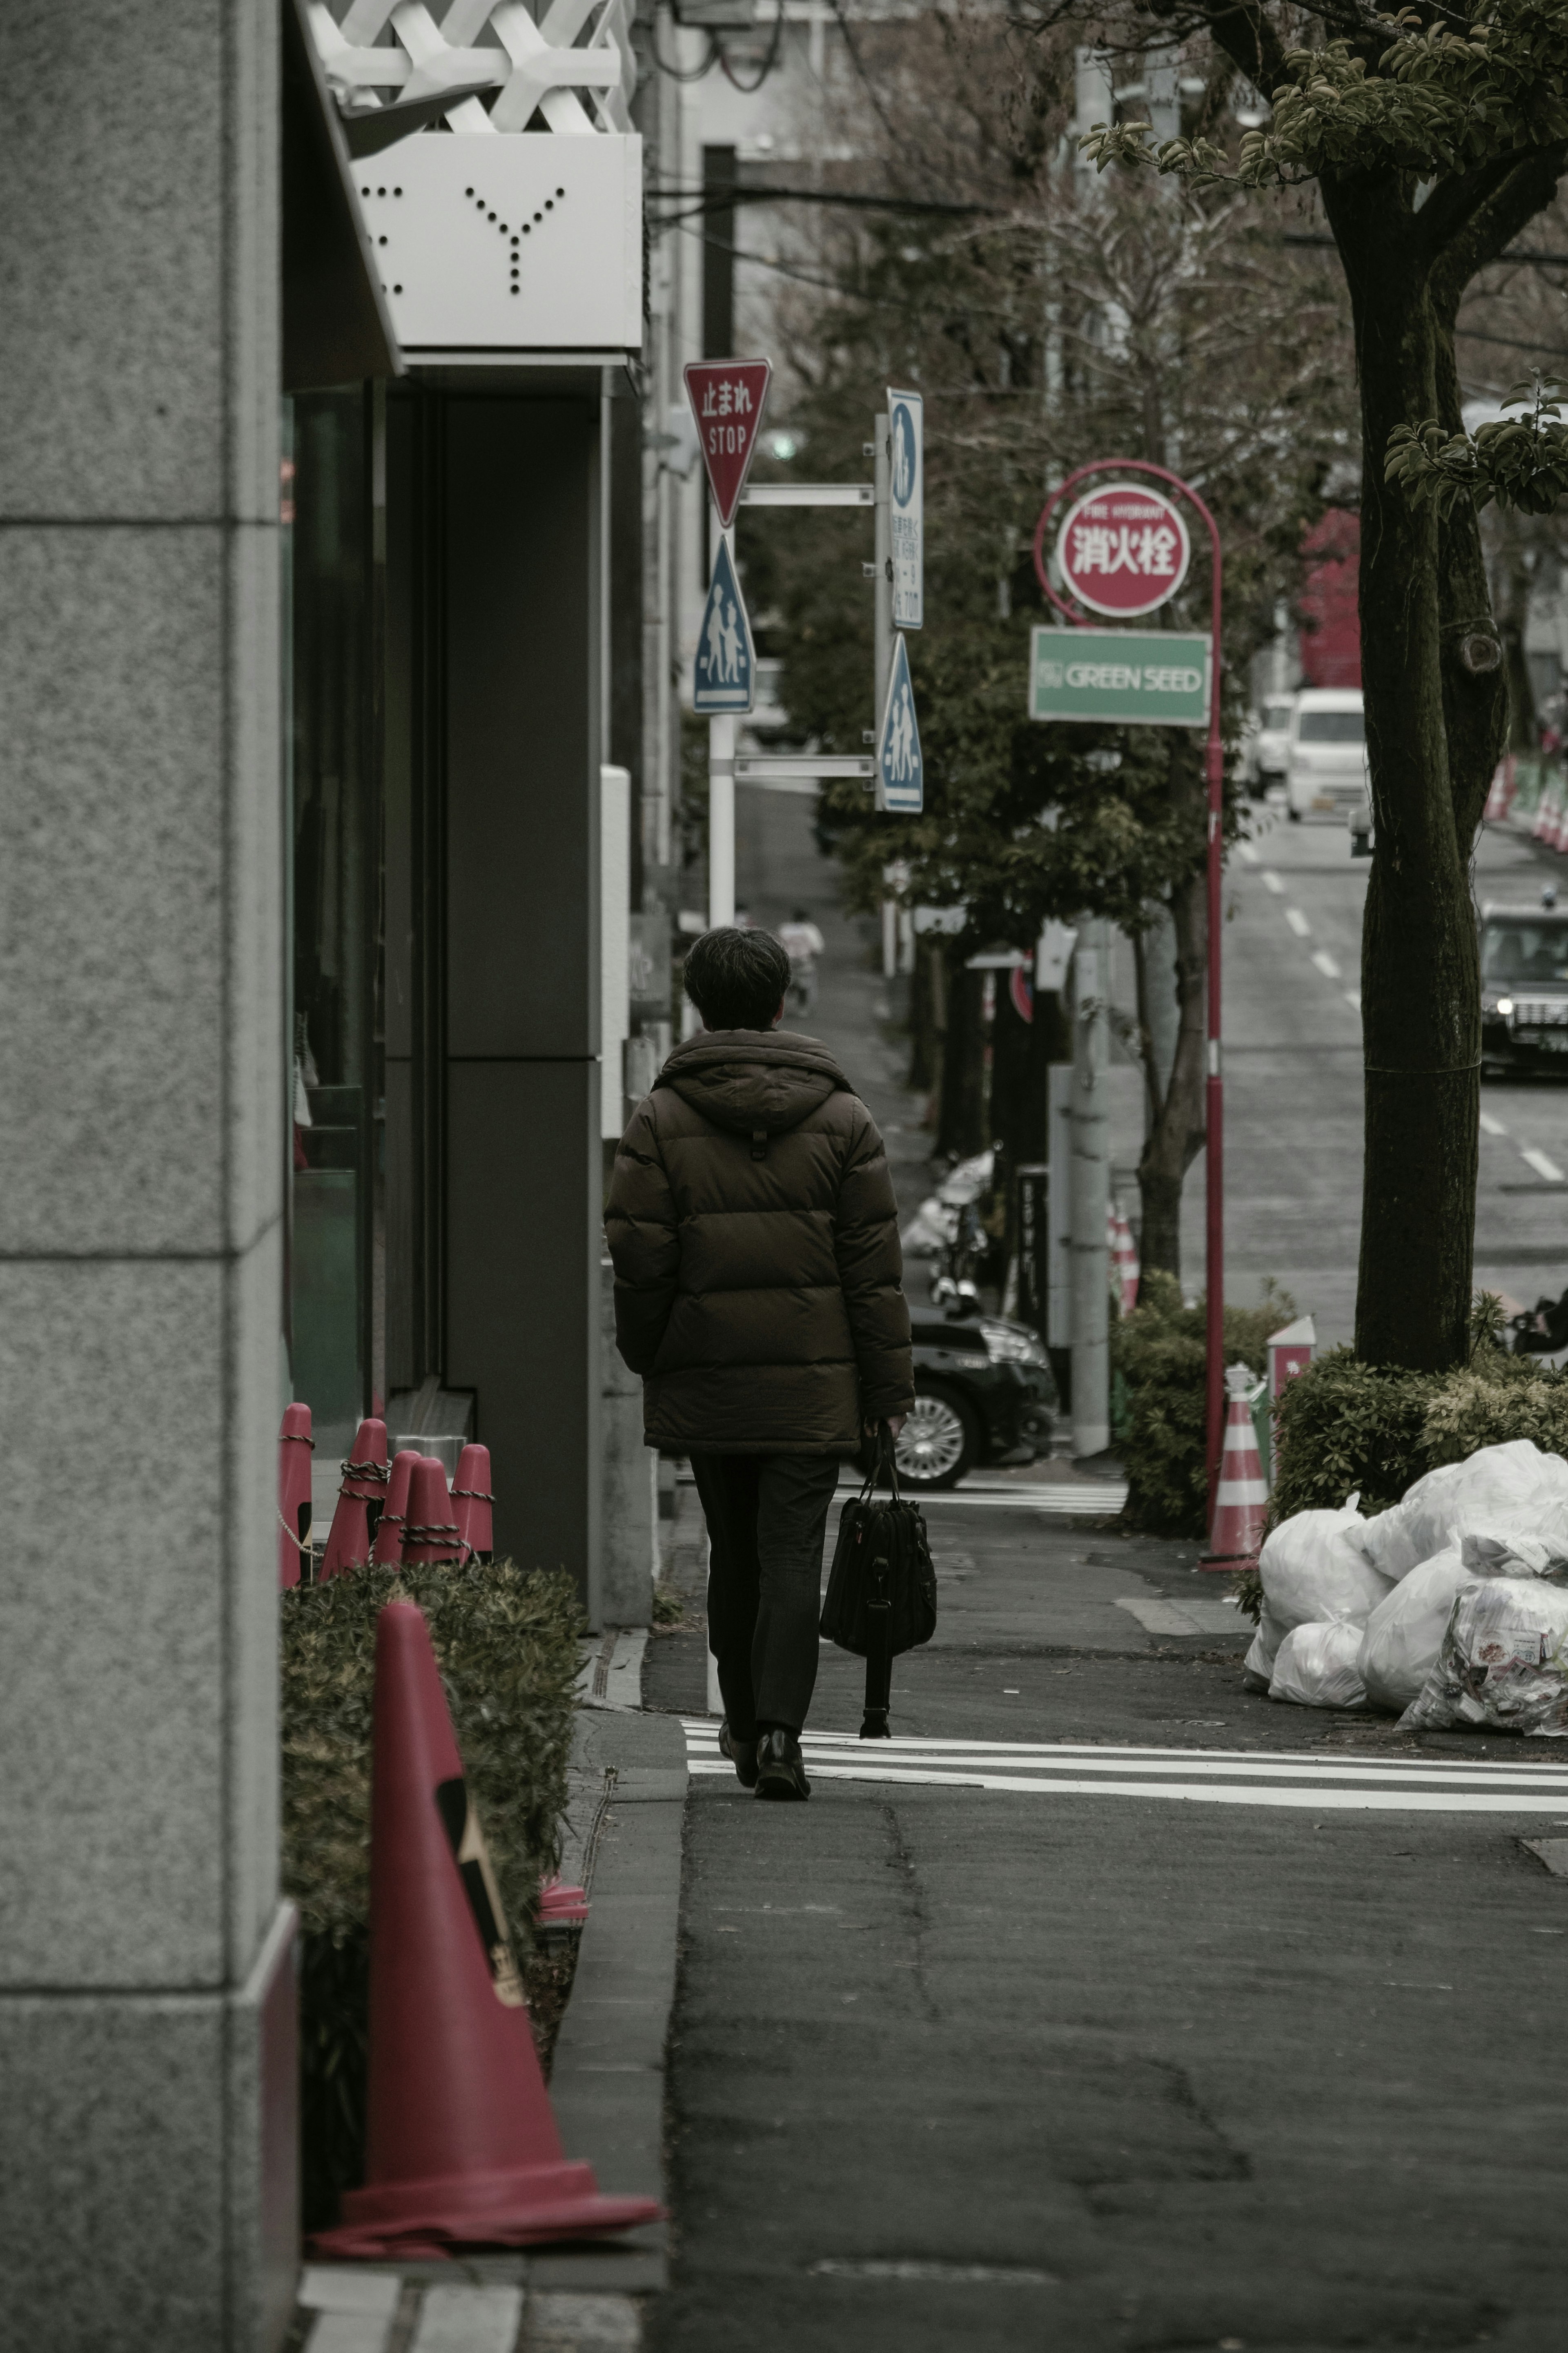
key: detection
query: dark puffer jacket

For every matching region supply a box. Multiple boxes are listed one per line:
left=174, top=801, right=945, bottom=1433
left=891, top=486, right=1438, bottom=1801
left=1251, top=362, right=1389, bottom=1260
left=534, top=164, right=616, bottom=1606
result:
left=605, top=1030, right=914, bottom=1453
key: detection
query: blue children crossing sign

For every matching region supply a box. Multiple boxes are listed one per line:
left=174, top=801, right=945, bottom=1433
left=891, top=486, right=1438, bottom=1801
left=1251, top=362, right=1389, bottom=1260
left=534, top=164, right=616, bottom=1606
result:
left=876, top=632, right=922, bottom=812
left=693, top=537, right=755, bottom=715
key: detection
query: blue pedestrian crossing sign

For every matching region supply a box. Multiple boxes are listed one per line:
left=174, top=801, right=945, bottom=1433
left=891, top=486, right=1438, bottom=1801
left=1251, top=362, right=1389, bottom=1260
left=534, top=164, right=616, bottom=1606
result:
left=876, top=632, right=922, bottom=813
left=693, top=536, right=755, bottom=715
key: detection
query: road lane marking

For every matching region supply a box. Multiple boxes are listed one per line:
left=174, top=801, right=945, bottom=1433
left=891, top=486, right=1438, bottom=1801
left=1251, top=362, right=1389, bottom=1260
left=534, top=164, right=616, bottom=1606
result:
left=686, top=1757, right=1568, bottom=1813
left=1261, top=870, right=1285, bottom=894
left=832, top=1485, right=1129, bottom=1514
left=683, top=1724, right=1568, bottom=1789
left=811, top=2260, right=1058, bottom=2286
left=1522, top=1146, right=1565, bottom=1182
left=1479, top=1112, right=1508, bottom=1137
left=1116, top=1597, right=1243, bottom=1636
left=1311, top=950, right=1341, bottom=979
left=1285, top=907, right=1311, bottom=936
left=1345, top=990, right=1362, bottom=1011
left=1237, top=842, right=1259, bottom=865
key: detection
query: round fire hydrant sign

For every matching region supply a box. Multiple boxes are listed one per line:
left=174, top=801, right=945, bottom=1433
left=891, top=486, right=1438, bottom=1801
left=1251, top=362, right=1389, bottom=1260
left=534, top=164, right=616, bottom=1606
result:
left=1055, top=481, right=1191, bottom=618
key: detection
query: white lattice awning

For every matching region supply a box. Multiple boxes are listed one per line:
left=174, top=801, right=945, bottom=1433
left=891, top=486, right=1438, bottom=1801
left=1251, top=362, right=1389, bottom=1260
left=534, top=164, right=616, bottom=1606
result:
left=309, top=0, right=643, bottom=355
left=310, top=0, right=636, bottom=137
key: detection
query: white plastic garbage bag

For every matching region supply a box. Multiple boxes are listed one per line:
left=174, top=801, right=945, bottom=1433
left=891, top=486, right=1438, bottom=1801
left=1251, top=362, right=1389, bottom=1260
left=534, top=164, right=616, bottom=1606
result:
left=1269, top=1620, right=1368, bottom=1711
left=1243, top=1603, right=1291, bottom=1690
left=1358, top=1549, right=1479, bottom=1712
left=1457, top=1523, right=1568, bottom=1580
left=1401, top=1577, right=1568, bottom=1736
left=1259, top=1505, right=1390, bottom=1631
left=1354, top=1442, right=1568, bottom=1582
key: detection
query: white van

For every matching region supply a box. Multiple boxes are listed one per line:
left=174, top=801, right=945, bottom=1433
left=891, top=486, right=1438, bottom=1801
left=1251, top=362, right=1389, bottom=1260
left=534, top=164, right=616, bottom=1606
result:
left=1285, top=687, right=1368, bottom=821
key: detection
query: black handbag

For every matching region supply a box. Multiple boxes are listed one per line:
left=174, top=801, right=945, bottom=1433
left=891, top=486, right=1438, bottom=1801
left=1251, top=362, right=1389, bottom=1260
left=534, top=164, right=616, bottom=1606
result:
left=819, top=1432, right=938, bottom=1739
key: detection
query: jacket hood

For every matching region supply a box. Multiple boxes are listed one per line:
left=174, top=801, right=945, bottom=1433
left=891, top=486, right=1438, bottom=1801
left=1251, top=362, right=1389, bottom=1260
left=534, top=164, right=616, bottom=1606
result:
left=657, top=1029, right=852, bottom=1135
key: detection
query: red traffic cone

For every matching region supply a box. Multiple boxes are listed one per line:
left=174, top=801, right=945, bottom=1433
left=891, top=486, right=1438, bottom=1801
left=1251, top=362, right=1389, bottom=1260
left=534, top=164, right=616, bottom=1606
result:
left=452, top=1444, right=494, bottom=1566
left=278, top=1404, right=314, bottom=1590
left=1201, top=1364, right=1269, bottom=1570
left=373, top=1450, right=422, bottom=1568
left=310, top=1602, right=660, bottom=2257
left=537, top=1876, right=590, bottom=1929
left=321, top=1417, right=390, bottom=1582
left=402, top=1458, right=463, bottom=1567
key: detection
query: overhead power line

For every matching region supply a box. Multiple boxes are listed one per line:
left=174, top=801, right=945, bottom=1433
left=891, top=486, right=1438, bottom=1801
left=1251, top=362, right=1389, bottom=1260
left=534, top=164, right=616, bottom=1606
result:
left=1281, top=230, right=1568, bottom=267
left=650, top=182, right=997, bottom=217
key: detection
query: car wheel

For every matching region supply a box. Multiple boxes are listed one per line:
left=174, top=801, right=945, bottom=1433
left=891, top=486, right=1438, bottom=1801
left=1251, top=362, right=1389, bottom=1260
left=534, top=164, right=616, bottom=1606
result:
left=1287, top=805, right=1302, bottom=823
left=894, top=1382, right=981, bottom=1490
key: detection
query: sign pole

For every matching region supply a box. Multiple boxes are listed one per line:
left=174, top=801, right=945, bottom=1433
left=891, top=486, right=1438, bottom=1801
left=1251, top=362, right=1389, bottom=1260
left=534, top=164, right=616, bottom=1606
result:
left=873, top=410, right=892, bottom=718
left=1031, top=460, right=1226, bottom=1523
left=1203, top=548, right=1225, bottom=1538
left=683, top=357, right=773, bottom=934
left=708, top=509, right=736, bottom=930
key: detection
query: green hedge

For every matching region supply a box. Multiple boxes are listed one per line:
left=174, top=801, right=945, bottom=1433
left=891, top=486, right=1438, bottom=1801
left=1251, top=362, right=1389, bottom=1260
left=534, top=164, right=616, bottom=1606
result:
left=1272, top=1340, right=1568, bottom=1523
left=1111, top=1272, right=1296, bottom=1537
left=281, top=1561, right=583, bottom=2230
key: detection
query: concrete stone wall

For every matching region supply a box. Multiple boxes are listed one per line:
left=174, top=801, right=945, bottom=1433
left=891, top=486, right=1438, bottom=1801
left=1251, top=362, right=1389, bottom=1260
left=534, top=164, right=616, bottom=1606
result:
left=601, top=1257, right=658, bottom=1628
left=0, top=8, right=294, bottom=2346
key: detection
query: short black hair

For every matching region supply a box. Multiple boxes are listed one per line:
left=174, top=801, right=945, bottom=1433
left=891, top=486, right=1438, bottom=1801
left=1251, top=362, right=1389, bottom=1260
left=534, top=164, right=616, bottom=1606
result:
left=684, top=926, right=792, bottom=1031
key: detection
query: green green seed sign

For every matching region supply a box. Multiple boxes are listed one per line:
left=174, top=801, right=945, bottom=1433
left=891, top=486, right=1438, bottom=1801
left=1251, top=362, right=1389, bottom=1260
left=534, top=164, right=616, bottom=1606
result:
left=1028, top=627, right=1212, bottom=728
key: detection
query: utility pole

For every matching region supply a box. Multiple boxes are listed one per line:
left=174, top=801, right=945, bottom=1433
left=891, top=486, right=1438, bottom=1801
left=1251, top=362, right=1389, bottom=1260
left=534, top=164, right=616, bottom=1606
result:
left=1070, top=919, right=1110, bottom=1457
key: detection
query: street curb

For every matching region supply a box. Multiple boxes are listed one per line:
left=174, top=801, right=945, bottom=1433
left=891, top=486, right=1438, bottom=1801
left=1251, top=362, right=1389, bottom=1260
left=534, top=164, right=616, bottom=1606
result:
left=535, top=1706, right=687, bottom=2295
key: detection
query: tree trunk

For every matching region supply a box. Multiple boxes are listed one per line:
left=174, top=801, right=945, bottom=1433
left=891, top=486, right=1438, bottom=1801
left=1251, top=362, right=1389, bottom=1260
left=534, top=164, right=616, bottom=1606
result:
left=1135, top=855, right=1208, bottom=1284
left=938, top=963, right=989, bottom=1159
left=1491, top=521, right=1537, bottom=755
left=1321, top=179, right=1506, bottom=1370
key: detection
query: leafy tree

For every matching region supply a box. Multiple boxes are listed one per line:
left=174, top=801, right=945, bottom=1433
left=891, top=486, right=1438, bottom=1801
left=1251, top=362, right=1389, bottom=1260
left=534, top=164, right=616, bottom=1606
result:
left=1073, top=0, right=1566, bottom=1368
left=743, top=26, right=1357, bottom=1274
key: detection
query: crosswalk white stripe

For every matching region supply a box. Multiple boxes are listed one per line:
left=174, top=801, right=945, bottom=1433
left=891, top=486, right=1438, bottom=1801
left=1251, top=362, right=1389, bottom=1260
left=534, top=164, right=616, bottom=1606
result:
left=678, top=1721, right=1568, bottom=1778
left=686, top=1758, right=1568, bottom=1812
left=692, top=1748, right=1568, bottom=1791
left=830, top=1488, right=1128, bottom=1514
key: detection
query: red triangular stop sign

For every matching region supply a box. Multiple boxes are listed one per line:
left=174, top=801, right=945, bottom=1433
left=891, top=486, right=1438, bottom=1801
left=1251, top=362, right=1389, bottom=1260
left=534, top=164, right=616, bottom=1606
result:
left=684, top=359, right=771, bottom=529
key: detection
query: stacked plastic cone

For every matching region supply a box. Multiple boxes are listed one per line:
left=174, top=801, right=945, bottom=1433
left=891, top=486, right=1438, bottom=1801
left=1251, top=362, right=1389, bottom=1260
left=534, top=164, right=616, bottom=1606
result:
left=374, top=1450, right=422, bottom=1567
left=278, top=1404, right=314, bottom=1589
left=1107, top=1204, right=1140, bottom=1317
left=320, top=1417, right=390, bottom=1581
left=402, top=1458, right=463, bottom=1566
left=1483, top=758, right=1515, bottom=825
left=452, top=1444, right=494, bottom=1565
left=1201, top=1363, right=1269, bottom=1570
left=311, top=1601, right=659, bottom=2257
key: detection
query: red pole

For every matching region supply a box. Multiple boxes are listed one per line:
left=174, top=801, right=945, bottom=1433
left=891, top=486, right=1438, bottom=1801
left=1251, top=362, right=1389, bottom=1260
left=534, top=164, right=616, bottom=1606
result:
left=1204, top=571, right=1225, bottom=1533
left=1032, top=460, right=1225, bottom=1523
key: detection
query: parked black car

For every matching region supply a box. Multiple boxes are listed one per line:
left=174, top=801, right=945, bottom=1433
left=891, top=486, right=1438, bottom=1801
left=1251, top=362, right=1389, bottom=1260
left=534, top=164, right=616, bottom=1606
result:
left=889, top=1305, right=1057, bottom=1489
left=1480, top=896, right=1568, bottom=1078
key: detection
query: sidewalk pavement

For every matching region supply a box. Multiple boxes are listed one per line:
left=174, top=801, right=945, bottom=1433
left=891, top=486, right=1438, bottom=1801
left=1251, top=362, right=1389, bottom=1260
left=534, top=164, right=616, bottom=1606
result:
left=291, top=1707, right=685, bottom=2353
left=644, top=1480, right=1568, bottom=2353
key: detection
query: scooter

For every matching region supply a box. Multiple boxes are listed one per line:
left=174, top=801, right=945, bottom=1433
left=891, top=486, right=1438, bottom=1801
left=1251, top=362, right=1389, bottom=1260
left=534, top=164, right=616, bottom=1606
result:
left=1508, top=1288, right=1568, bottom=1361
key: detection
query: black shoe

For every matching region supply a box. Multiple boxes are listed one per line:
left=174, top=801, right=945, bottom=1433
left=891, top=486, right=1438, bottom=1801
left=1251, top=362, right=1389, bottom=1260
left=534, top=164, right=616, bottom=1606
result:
left=719, top=1720, right=759, bottom=1789
left=754, top=1728, right=810, bottom=1802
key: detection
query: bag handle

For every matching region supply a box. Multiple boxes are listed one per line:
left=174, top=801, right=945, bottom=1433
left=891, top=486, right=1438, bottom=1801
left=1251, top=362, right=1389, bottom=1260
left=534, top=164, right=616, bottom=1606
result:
left=873, top=1419, right=901, bottom=1502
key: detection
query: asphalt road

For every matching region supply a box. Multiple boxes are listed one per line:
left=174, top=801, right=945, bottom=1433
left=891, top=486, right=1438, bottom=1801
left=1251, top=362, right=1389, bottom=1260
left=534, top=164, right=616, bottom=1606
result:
left=1201, top=809, right=1568, bottom=1347
left=645, top=788, right=1568, bottom=2351
left=647, top=1499, right=1568, bottom=2353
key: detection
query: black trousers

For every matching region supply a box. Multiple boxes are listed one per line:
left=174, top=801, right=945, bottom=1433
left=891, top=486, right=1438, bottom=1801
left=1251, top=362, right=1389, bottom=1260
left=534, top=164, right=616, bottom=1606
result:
left=690, top=1451, right=842, bottom=1739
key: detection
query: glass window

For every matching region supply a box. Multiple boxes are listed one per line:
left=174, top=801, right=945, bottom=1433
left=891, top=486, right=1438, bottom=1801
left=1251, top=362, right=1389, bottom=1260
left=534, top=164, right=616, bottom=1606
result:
left=1263, top=700, right=1293, bottom=729
left=1481, top=921, right=1568, bottom=986
left=1298, top=709, right=1365, bottom=744
left=286, top=390, right=384, bottom=1454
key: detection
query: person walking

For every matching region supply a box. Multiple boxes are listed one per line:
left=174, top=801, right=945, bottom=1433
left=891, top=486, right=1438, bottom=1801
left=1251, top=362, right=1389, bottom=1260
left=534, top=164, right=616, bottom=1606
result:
left=776, top=906, right=825, bottom=1017
left=605, top=926, right=913, bottom=1800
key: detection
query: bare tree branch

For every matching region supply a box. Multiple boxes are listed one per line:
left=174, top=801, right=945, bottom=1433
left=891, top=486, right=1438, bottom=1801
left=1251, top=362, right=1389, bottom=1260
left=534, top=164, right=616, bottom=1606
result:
left=1430, top=143, right=1568, bottom=319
